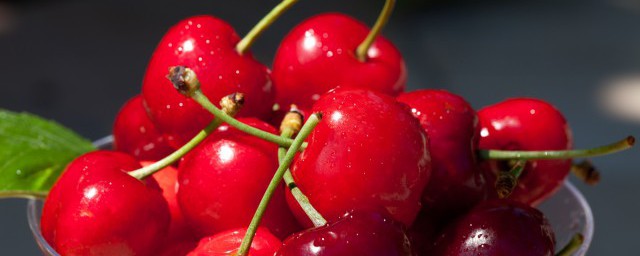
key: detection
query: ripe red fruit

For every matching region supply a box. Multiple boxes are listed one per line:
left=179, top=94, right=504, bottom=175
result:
left=140, top=161, right=196, bottom=243
left=143, top=15, right=275, bottom=148
left=397, top=89, right=486, bottom=217
left=431, top=199, right=556, bottom=256
left=272, top=13, right=406, bottom=112
left=41, top=151, right=170, bottom=256
left=478, top=98, right=572, bottom=205
left=113, top=95, right=173, bottom=160
left=288, top=88, right=430, bottom=228
left=177, top=118, right=300, bottom=239
left=187, top=228, right=281, bottom=256
left=276, top=211, right=413, bottom=256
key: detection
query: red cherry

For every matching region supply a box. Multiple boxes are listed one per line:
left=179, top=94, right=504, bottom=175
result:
left=432, top=199, right=555, bottom=256
left=397, top=89, right=486, bottom=218
left=177, top=118, right=300, bottom=239
left=276, top=210, right=412, bottom=256
left=143, top=15, right=275, bottom=148
left=41, top=151, right=170, bottom=256
left=113, top=95, right=174, bottom=160
left=140, top=161, right=196, bottom=243
left=478, top=98, right=572, bottom=205
left=288, top=88, right=430, bottom=228
left=187, top=228, right=281, bottom=256
left=155, top=240, right=198, bottom=256
left=272, top=13, right=406, bottom=112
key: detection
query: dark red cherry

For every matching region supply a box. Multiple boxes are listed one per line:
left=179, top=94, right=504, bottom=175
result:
left=397, top=89, right=486, bottom=218
left=177, top=118, right=300, bottom=239
left=41, top=151, right=170, bottom=256
left=272, top=13, right=406, bottom=113
left=432, top=199, right=555, bottom=256
left=143, top=15, right=275, bottom=148
left=113, top=95, right=174, bottom=160
left=478, top=98, right=572, bottom=205
left=288, top=88, right=430, bottom=228
left=187, top=228, right=281, bottom=256
left=276, top=210, right=413, bottom=256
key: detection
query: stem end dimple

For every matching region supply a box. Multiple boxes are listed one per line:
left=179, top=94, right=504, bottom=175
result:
left=280, top=105, right=304, bottom=135
left=571, top=160, right=601, bottom=185
left=627, top=135, right=635, bottom=146
left=220, top=92, right=245, bottom=117
left=167, top=66, right=200, bottom=96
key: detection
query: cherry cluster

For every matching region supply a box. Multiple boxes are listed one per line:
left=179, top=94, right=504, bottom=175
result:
left=38, top=1, right=632, bottom=256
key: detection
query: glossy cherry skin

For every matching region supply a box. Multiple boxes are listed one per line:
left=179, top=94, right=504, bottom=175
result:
left=288, top=88, right=430, bottom=228
left=143, top=15, right=275, bottom=148
left=272, top=13, right=406, bottom=113
left=113, top=95, right=174, bottom=161
left=177, top=118, right=300, bottom=239
left=276, top=210, right=413, bottom=256
left=478, top=98, right=572, bottom=205
left=187, top=228, right=281, bottom=256
left=41, top=151, right=170, bottom=256
left=141, top=161, right=196, bottom=243
left=156, top=240, right=198, bottom=256
left=431, top=199, right=555, bottom=256
left=397, top=89, right=486, bottom=218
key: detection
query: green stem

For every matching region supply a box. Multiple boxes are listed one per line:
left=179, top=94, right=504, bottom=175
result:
left=355, top=0, right=396, bottom=62
left=191, top=90, right=305, bottom=149
left=128, top=118, right=223, bottom=180
left=555, top=233, right=584, bottom=256
left=479, top=136, right=635, bottom=160
left=236, top=113, right=322, bottom=256
left=279, top=129, right=327, bottom=227
left=236, top=0, right=298, bottom=55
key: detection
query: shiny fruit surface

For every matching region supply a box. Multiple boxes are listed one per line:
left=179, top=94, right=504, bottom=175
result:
left=143, top=15, right=275, bottom=148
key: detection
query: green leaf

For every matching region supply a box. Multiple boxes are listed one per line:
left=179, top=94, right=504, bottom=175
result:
left=0, top=110, right=96, bottom=198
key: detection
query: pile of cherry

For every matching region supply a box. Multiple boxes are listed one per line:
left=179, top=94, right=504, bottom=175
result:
left=39, top=1, right=633, bottom=256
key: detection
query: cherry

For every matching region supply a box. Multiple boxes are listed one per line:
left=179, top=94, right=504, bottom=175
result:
left=41, top=151, right=170, bottom=256
left=287, top=88, right=430, bottom=228
left=397, top=89, right=486, bottom=217
left=141, top=161, right=195, bottom=243
left=142, top=15, right=275, bottom=148
left=156, top=240, right=198, bottom=256
left=187, top=228, right=281, bottom=256
left=271, top=12, right=406, bottom=113
left=276, top=210, right=413, bottom=256
left=478, top=98, right=572, bottom=205
left=431, top=199, right=555, bottom=256
left=177, top=118, right=300, bottom=239
left=113, top=95, right=174, bottom=161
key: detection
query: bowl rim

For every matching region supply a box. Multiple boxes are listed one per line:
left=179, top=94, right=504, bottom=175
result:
left=562, top=180, right=594, bottom=255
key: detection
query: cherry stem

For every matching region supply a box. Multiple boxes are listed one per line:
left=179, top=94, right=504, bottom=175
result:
left=571, top=160, right=600, bottom=185
left=169, top=66, right=304, bottom=149
left=128, top=92, right=243, bottom=180
left=555, top=233, right=584, bottom=256
left=278, top=110, right=327, bottom=227
left=355, top=0, right=396, bottom=62
left=237, top=113, right=322, bottom=256
left=495, top=160, right=525, bottom=199
left=128, top=119, right=222, bottom=180
left=479, top=136, right=635, bottom=160
left=236, top=0, right=298, bottom=55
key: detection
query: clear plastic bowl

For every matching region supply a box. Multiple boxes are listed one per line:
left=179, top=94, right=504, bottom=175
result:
left=27, top=181, right=593, bottom=255
left=26, top=136, right=593, bottom=255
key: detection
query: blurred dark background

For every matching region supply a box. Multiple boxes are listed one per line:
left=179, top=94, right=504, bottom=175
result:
left=1, top=0, right=639, bottom=254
